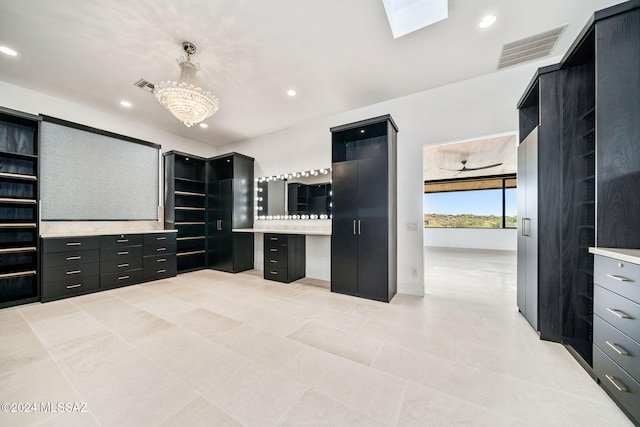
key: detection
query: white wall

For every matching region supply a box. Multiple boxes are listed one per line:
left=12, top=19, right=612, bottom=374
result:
left=0, top=81, right=218, bottom=158
left=218, top=58, right=558, bottom=295
left=424, top=228, right=517, bottom=251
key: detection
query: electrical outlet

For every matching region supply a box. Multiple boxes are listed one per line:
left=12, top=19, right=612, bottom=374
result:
left=406, top=222, right=417, bottom=231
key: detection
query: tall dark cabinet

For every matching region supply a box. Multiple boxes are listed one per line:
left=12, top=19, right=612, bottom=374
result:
left=517, top=0, right=640, bottom=369
left=164, top=151, right=207, bottom=272
left=0, top=107, right=41, bottom=308
left=206, top=153, right=254, bottom=273
left=330, top=115, right=397, bottom=303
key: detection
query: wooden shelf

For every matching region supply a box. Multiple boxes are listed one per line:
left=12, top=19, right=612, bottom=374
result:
left=0, top=246, right=36, bottom=254
left=177, top=236, right=205, bottom=241
left=0, top=198, right=37, bottom=204
left=175, top=191, right=205, bottom=197
left=0, top=270, right=36, bottom=279
left=177, top=250, right=206, bottom=257
left=175, top=222, right=205, bottom=225
left=0, top=172, right=37, bottom=181
left=0, top=151, right=37, bottom=160
left=0, top=223, right=36, bottom=228
left=579, top=106, right=595, bottom=120
left=175, top=206, right=205, bottom=211
left=175, top=176, right=205, bottom=184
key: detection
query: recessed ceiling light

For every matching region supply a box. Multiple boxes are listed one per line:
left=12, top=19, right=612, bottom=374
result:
left=0, top=46, right=18, bottom=56
left=479, top=15, right=497, bottom=29
left=120, top=100, right=132, bottom=108
left=199, top=123, right=208, bottom=128
left=287, top=89, right=297, bottom=97
left=360, top=129, right=366, bottom=134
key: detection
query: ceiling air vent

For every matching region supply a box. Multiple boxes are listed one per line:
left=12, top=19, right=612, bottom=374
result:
left=133, top=78, right=155, bottom=92
left=497, top=25, right=566, bottom=69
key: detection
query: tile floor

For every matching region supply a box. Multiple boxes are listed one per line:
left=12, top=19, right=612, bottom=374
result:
left=0, top=248, right=632, bottom=426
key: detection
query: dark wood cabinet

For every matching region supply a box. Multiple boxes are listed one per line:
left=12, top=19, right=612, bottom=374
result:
left=264, top=234, right=305, bottom=283
left=330, top=115, right=397, bottom=303
left=206, top=153, right=254, bottom=273
left=42, top=231, right=176, bottom=301
left=0, top=107, right=41, bottom=308
left=164, top=151, right=207, bottom=273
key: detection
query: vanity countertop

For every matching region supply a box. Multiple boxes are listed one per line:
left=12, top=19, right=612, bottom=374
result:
left=589, top=247, right=640, bottom=264
left=233, top=227, right=331, bottom=236
left=41, top=229, right=178, bottom=238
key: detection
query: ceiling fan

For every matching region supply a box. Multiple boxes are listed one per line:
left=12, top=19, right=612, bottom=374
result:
left=441, top=160, right=503, bottom=175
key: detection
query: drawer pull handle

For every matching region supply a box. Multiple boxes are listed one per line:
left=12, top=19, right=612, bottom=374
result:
left=270, top=248, right=278, bottom=252
left=157, top=269, right=167, bottom=273
left=118, top=275, right=130, bottom=280
left=157, top=237, right=167, bottom=240
left=270, top=271, right=278, bottom=275
left=270, top=260, right=277, bottom=263
left=607, top=308, right=632, bottom=319
left=270, top=237, right=278, bottom=241
left=66, top=284, right=82, bottom=289
left=66, top=256, right=81, bottom=261
left=605, top=375, right=629, bottom=393
left=117, top=263, right=129, bottom=268
left=157, top=248, right=167, bottom=252
left=157, top=258, right=166, bottom=262
left=66, top=242, right=81, bottom=246
left=117, top=251, right=129, bottom=255
left=117, top=239, right=129, bottom=243
left=606, top=274, right=633, bottom=283
left=66, top=270, right=81, bottom=275
left=606, top=341, right=630, bottom=356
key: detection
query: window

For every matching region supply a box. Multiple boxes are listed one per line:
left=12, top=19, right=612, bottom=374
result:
left=424, top=176, right=517, bottom=228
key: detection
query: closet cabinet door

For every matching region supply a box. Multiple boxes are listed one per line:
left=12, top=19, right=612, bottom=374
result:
left=356, top=156, right=389, bottom=301
left=330, top=160, right=358, bottom=296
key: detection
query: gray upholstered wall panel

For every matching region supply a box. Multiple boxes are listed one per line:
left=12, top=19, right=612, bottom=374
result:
left=40, top=122, right=159, bottom=220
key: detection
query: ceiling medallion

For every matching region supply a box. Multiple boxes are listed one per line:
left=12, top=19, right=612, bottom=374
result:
left=154, top=41, right=219, bottom=127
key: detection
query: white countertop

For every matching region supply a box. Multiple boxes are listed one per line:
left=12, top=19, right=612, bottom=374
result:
left=233, top=227, right=331, bottom=236
left=41, top=229, right=178, bottom=238
left=589, top=247, right=640, bottom=265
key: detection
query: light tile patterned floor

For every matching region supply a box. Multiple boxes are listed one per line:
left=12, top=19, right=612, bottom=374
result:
left=0, top=248, right=632, bottom=426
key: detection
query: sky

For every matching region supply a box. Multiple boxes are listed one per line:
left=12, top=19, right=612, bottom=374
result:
left=424, top=188, right=517, bottom=216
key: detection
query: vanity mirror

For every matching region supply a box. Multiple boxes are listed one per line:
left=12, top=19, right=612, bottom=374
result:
left=255, top=168, right=331, bottom=219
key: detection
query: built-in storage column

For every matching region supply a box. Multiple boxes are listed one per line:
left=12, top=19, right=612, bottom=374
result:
left=99, top=234, right=143, bottom=289
left=207, top=153, right=254, bottom=273
left=264, top=233, right=305, bottom=283
left=590, top=249, right=640, bottom=425
left=330, top=115, right=397, bottom=303
left=41, top=236, right=100, bottom=301
left=0, top=108, right=41, bottom=308
left=164, top=151, right=207, bottom=272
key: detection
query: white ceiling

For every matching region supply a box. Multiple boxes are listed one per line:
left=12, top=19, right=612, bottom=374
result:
left=424, top=134, right=517, bottom=181
left=0, top=0, right=623, bottom=146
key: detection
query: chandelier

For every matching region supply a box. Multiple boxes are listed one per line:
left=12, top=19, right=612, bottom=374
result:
left=154, top=41, right=219, bottom=127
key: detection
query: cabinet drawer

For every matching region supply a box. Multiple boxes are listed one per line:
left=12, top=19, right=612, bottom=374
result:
left=42, top=262, right=99, bottom=283
left=100, top=257, right=143, bottom=275
left=143, top=233, right=177, bottom=247
left=265, top=246, right=288, bottom=261
left=143, top=241, right=177, bottom=256
left=43, top=249, right=99, bottom=268
left=593, top=345, right=640, bottom=424
left=42, top=236, right=100, bottom=253
left=265, top=233, right=288, bottom=247
left=100, top=245, right=143, bottom=262
left=264, top=266, right=287, bottom=282
left=595, top=255, right=640, bottom=303
left=100, top=234, right=143, bottom=248
left=594, top=314, right=640, bottom=382
left=144, top=255, right=177, bottom=281
left=264, top=254, right=287, bottom=269
left=594, top=285, right=640, bottom=343
left=100, top=268, right=144, bottom=289
left=42, top=275, right=99, bottom=301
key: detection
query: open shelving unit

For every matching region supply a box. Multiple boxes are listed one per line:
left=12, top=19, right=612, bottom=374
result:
left=164, top=151, right=207, bottom=272
left=0, top=107, right=41, bottom=308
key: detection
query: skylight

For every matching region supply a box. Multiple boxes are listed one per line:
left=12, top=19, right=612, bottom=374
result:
left=383, top=0, right=448, bottom=39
